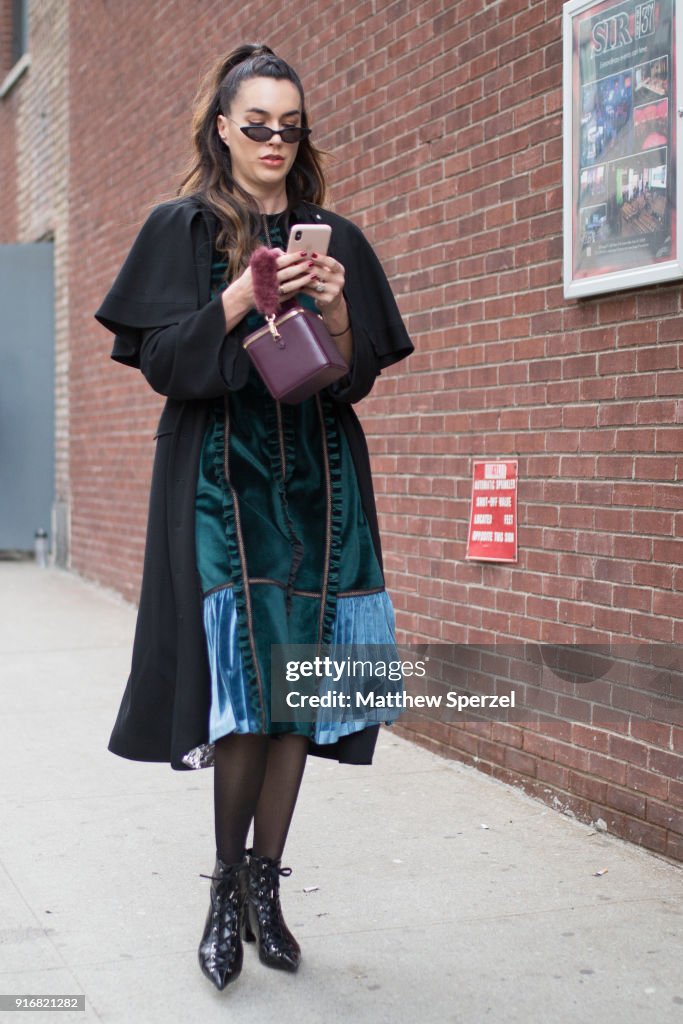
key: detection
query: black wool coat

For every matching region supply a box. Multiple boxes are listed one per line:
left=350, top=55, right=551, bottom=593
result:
left=94, top=194, right=414, bottom=771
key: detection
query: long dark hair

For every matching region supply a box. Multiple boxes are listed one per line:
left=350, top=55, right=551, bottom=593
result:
left=174, top=44, right=327, bottom=280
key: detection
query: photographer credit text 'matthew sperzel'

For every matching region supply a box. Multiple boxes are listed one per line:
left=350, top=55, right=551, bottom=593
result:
left=270, top=643, right=682, bottom=737
left=271, top=644, right=521, bottom=729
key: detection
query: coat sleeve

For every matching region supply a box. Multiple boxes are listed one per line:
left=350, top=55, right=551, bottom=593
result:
left=323, top=219, right=414, bottom=406
left=136, top=297, right=250, bottom=400
left=94, top=201, right=251, bottom=399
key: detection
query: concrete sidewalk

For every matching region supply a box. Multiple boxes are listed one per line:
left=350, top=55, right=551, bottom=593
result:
left=1, top=560, right=681, bottom=1024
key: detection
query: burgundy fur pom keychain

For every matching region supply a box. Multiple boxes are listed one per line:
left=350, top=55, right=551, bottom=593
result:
left=249, top=246, right=282, bottom=319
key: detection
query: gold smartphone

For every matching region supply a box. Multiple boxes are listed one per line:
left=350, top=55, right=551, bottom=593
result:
left=286, top=223, right=332, bottom=255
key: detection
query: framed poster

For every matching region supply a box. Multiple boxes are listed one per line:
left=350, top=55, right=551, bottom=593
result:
left=563, top=0, right=682, bottom=298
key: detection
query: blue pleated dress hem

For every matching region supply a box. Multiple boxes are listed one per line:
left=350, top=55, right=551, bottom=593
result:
left=204, top=586, right=403, bottom=746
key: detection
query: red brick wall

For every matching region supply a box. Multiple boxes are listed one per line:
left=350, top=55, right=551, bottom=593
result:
left=0, top=0, right=18, bottom=241
left=36, top=0, right=681, bottom=862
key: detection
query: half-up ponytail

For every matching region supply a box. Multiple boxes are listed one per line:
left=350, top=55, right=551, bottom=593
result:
left=173, top=43, right=327, bottom=281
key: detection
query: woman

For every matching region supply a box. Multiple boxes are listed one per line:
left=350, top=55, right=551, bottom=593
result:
left=94, top=43, right=413, bottom=991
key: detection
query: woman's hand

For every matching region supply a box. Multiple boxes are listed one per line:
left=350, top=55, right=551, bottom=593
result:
left=272, top=249, right=351, bottom=337
left=297, top=253, right=351, bottom=340
left=220, top=249, right=349, bottom=337
left=273, top=248, right=318, bottom=300
left=220, top=249, right=314, bottom=331
left=298, top=253, right=346, bottom=314
left=221, top=264, right=255, bottom=331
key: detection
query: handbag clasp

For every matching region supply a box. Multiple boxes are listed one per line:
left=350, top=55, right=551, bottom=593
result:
left=266, top=314, right=286, bottom=348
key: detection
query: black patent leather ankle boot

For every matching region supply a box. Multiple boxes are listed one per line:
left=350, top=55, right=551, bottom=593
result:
left=242, top=850, right=301, bottom=972
left=197, top=853, right=248, bottom=990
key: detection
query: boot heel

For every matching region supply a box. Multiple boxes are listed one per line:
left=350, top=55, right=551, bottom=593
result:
left=242, top=904, right=256, bottom=942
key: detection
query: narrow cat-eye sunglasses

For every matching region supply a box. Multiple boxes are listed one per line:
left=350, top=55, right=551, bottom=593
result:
left=228, top=117, right=311, bottom=143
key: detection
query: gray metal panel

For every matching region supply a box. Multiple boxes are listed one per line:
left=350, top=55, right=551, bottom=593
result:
left=0, top=242, right=55, bottom=550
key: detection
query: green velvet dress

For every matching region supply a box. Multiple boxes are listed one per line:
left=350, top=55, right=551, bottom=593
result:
left=194, top=213, right=402, bottom=748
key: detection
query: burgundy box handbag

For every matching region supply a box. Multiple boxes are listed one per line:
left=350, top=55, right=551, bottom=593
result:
left=242, top=247, right=349, bottom=404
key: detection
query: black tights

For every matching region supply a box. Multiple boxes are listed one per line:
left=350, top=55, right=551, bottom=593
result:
left=213, top=732, right=309, bottom=865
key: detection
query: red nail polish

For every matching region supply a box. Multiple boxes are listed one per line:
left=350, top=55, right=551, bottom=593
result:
left=299, top=250, right=307, bottom=256
left=308, top=261, right=314, bottom=266
left=311, top=252, right=318, bottom=258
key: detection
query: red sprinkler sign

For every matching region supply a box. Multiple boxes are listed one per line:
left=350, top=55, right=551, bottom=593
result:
left=466, top=460, right=518, bottom=562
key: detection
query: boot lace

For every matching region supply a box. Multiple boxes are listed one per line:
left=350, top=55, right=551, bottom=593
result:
left=199, top=867, right=244, bottom=969
left=250, top=860, right=295, bottom=952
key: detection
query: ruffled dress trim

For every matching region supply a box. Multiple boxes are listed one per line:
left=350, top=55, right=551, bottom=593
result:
left=212, top=394, right=267, bottom=730
left=264, top=397, right=304, bottom=618
left=317, top=391, right=344, bottom=650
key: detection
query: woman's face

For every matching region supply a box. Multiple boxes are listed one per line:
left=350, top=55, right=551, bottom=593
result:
left=216, top=76, right=303, bottom=199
